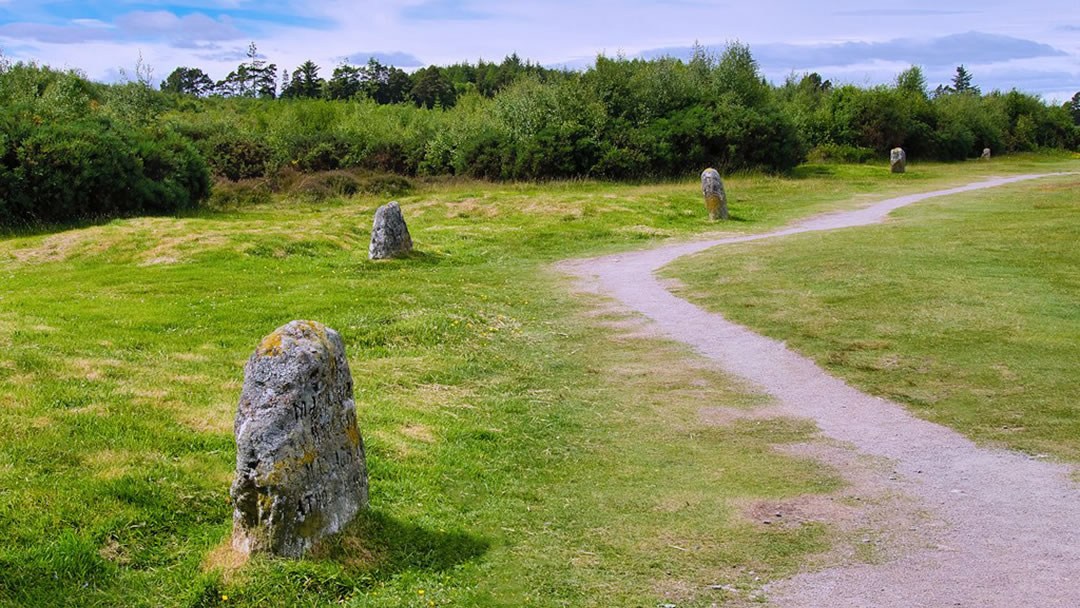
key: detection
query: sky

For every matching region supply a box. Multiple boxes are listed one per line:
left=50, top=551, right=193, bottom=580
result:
left=0, top=1, right=1078, bottom=102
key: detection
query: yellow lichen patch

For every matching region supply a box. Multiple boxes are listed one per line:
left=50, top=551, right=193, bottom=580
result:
left=345, top=425, right=362, bottom=447
left=257, top=331, right=284, bottom=357
left=297, top=511, right=324, bottom=538
left=202, top=538, right=250, bottom=580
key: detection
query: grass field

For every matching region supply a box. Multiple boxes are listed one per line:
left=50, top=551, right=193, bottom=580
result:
left=1, top=155, right=1077, bottom=607
left=666, top=163, right=1080, bottom=462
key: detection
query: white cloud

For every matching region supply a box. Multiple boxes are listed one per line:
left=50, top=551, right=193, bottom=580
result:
left=0, top=0, right=1075, bottom=98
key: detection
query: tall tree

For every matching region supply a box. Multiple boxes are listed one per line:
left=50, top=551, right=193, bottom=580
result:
left=951, top=65, right=978, bottom=94
left=410, top=66, right=456, bottom=109
left=896, top=65, right=927, bottom=97
left=326, top=63, right=362, bottom=100
left=160, top=67, right=214, bottom=96
left=1069, top=91, right=1080, bottom=126
left=218, top=42, right=277, bottom=98
left=282, top=60, right=324, bottom=98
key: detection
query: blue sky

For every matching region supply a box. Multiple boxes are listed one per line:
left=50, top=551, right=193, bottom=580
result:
left=1, top=0, right=1077, bottom=102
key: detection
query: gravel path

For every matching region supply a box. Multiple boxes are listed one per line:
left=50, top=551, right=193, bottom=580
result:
left=560, top=174, right=1080, bottom=607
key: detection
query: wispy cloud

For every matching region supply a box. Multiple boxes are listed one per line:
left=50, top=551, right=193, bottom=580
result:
left=0, top=11, right=245, bottom=46
left=641, top=32, right=1067, bottom=69
left=342, top=51, right=425, bottom=67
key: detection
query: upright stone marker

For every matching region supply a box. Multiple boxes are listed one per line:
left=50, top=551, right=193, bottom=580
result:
left=982, top=148, right=992, bottom=160
left=231, top=320, right=368, bottom=558
left=890, top=148, right=907, bottom=174
left=369, top=201, right=413, bottom=260
left=701, top=168, right=728, bottom=221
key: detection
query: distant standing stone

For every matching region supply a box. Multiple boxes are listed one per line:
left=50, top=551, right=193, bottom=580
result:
left=369, top=201, right=413, bottom=260
left=982, top=148, right=992, bottom=160
left=701, top=168, right=728, bottom=221
left=231, top=320, right=368, bottom=558
left=890, top=148, right=907, bottom=174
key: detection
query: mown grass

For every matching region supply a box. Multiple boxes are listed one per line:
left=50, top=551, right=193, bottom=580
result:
left=666, top=163, right=1080, bottom=461
left=0, top=155, right=1076, bottom=607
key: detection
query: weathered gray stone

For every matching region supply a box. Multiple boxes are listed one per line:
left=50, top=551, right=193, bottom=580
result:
left=701, top=168, right=728, bottom=221
left=982, top=148, right=992, bottom=160
left=369, top=201, right=413, bottom=260
left=890, top=148, right=907, bottom=174
left=231, top=320, right=368, bottom=558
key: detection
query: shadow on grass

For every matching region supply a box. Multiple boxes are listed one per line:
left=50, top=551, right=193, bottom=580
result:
left=188, top=510, right=490, bottom=606
left=308, top=508, right=489, bottom=577
left=720, top=214, right=751, bottom=223
left=365, top=249, right=449, bottom=267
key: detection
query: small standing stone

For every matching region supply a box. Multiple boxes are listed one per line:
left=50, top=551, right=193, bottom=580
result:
left=890, top=148, right=907, bottom=174
left=701, top=168, right=728, bottom=221
left=981, top=148, right=992, bottom=160
left=369, top=201, right=413, bottom=260
left=231, top=320, right=368, bottom=558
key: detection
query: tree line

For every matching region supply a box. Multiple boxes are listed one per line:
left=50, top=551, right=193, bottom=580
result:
left=2, top=43, right=1079, bottom=226
left=161, top=44, right=564, bottom=109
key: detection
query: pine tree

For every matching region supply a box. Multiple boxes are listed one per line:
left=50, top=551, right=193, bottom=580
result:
left=289, top=60, right=324, bottom=98
left=1069, top=91, right=1080, bottom=126
left=951, top=65, right=978, bottom=94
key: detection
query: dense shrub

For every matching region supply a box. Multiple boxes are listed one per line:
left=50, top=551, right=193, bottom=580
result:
left=0, top=65, right=210, bottom=226
left=0, top=114, right=209, bottom=225
left=204, top=133, right=272, bottom=180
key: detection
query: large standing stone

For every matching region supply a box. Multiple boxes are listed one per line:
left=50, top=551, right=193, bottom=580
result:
left=982, top=148, right=992, bottom=160
left=231, top=320, right=368, bottom=558
left=701, top=168, right=728, bottom=221
left=369, top=201, right=413, bottom=260
left=890, top=148, right=907, bottom=174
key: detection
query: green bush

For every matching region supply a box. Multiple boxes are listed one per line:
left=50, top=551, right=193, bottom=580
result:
left=204, top=132, right=272, bottom=180
left=0, top=113, right=210, bottom=226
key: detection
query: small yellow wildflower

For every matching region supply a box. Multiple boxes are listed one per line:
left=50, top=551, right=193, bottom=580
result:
left=418, top=589, right=425, bottom=595
left=221, top=595, right=229, bottom=601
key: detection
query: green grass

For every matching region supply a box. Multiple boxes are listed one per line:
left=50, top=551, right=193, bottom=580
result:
left=666, top=165, right=1080, bottom=461
left=1, top=154, right=1077, bottom=607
